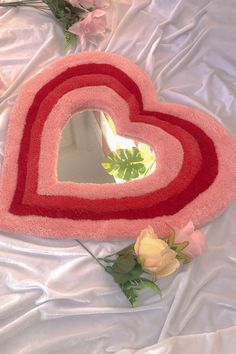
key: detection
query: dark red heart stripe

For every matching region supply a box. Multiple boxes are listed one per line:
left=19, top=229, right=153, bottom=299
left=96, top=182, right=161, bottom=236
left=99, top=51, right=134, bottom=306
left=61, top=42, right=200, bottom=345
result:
left=10, top=64, right=218, bottom=220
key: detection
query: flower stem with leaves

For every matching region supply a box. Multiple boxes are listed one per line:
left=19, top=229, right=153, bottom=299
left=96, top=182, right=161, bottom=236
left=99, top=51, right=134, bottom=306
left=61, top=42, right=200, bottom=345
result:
left=103, top=244, right=161, bottom=306
left=75, top=227, right=192, bottom=306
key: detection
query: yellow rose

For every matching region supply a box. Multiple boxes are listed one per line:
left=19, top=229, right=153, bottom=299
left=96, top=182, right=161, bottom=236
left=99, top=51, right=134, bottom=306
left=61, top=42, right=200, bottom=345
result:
left=134, top=226, right=180, bottom=280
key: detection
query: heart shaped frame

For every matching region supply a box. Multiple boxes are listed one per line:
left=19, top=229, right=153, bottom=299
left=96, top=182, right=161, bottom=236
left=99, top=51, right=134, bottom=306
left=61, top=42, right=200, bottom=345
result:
left=0, top=52, right=236, bottom=240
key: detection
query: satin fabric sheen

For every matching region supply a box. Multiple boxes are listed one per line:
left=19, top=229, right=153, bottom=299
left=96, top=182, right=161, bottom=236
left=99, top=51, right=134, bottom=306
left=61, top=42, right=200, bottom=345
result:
left=0, top=1, right=236, bottom=353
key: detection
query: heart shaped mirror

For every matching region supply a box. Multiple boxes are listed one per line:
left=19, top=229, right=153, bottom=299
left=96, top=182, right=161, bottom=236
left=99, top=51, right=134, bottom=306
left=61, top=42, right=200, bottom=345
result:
left=57, top=110, right=156, bottom=184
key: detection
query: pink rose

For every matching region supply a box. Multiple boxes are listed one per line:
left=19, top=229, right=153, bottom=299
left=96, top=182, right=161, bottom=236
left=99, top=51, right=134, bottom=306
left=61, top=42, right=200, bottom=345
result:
left=68, top=9, right=107, bottom=50
left=174, top=221, right=207, bottom=257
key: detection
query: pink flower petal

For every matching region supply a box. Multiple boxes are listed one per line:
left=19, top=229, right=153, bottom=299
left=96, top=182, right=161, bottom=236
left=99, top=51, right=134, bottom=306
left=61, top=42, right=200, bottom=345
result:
left=68, top=23, right=81, bottom=36
left=174, top=220, right=207, bottom=257
left=68, top=9, right=107, bottom=50
left=185, top=230, right=207, bottom=257
left=174, top=220, right=195, bottom=242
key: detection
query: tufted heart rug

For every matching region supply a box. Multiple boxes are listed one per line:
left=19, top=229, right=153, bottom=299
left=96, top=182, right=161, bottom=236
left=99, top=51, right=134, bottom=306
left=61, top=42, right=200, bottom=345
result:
left=0, top=52, right=236, bottom=240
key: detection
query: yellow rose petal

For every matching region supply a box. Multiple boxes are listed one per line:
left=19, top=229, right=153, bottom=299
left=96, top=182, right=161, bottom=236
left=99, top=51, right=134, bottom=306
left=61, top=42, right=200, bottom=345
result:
left=156, top=258, right=180, bottom=278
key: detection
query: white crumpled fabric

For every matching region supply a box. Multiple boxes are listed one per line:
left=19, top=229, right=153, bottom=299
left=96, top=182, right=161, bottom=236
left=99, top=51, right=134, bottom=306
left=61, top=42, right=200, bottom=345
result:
left=0, top=1, right=236, bottom=353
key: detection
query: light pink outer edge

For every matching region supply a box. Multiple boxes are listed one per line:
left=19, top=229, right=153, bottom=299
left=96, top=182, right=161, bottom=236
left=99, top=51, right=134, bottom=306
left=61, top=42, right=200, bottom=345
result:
left=0, top=52, right=235, bottom=240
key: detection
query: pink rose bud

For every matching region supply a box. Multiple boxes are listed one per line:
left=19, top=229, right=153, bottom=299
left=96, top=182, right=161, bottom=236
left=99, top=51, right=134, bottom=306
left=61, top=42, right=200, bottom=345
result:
left=68, top=9, right=107, bottom=50
left=174, top=221, right=207, bottom=257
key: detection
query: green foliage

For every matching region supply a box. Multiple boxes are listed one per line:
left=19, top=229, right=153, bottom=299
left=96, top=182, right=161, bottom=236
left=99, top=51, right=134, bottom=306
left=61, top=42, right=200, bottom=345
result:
left=166, top=225, right=191, bottom=264
left=138, top=277, right=161, bottom=295
left=64, top=30, right=78, bottom=51
left=120, top=280, right=139, bottom=306
left=120, top=278, right=161, bottom=306
left=172, top=242, right=191, bottom=264
left=102, top=142, right=156, bottom=182
left=102, top=147, right=147, bottom=181
left=112, top=253, right=136, bottom=273
left=43, top=0, right=83, bottom=29
left=105, top=262, right=143, bottom=284
left=104, top=247, right=161, bottom=306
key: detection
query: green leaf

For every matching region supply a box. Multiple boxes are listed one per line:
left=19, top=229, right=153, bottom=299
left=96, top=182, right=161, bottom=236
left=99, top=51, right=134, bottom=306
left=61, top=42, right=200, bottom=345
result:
left=112, top=253, right=136, bottom=273
left=106, top=263, right=143, bottom=284
left=175, top=241, right=189, bottom=252
left=43, top=0, right=84, bottom=29
left=120, top=281, right=139, bottom=306
left=120, top=278, right=161, bottom=306
left=102, top=147, right=148, bottom=181
left=176, top=252, right=191, bottom=264
left=64, top=30, right=77, bottom=51
left=106, top=262, right=161, bottom=306
left=165, top=225, right=191, bottom=264
left=138, top=277, right=161, bottom=295
left=166, top=225, right=175, bottom=248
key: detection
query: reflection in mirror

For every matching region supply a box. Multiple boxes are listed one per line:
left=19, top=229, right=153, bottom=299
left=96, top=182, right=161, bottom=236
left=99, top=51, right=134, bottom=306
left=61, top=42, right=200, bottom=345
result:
left=57, top=110, right=156, bottom=184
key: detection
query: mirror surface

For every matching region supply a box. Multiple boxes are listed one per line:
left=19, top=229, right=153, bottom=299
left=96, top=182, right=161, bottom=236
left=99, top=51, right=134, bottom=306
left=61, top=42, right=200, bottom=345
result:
left=57, top=110, right=156, bottom=184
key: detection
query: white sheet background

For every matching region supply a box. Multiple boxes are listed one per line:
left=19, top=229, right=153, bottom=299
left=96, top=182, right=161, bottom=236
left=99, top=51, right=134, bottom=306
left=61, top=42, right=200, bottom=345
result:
left=0, top=1, right=236, bottom=353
